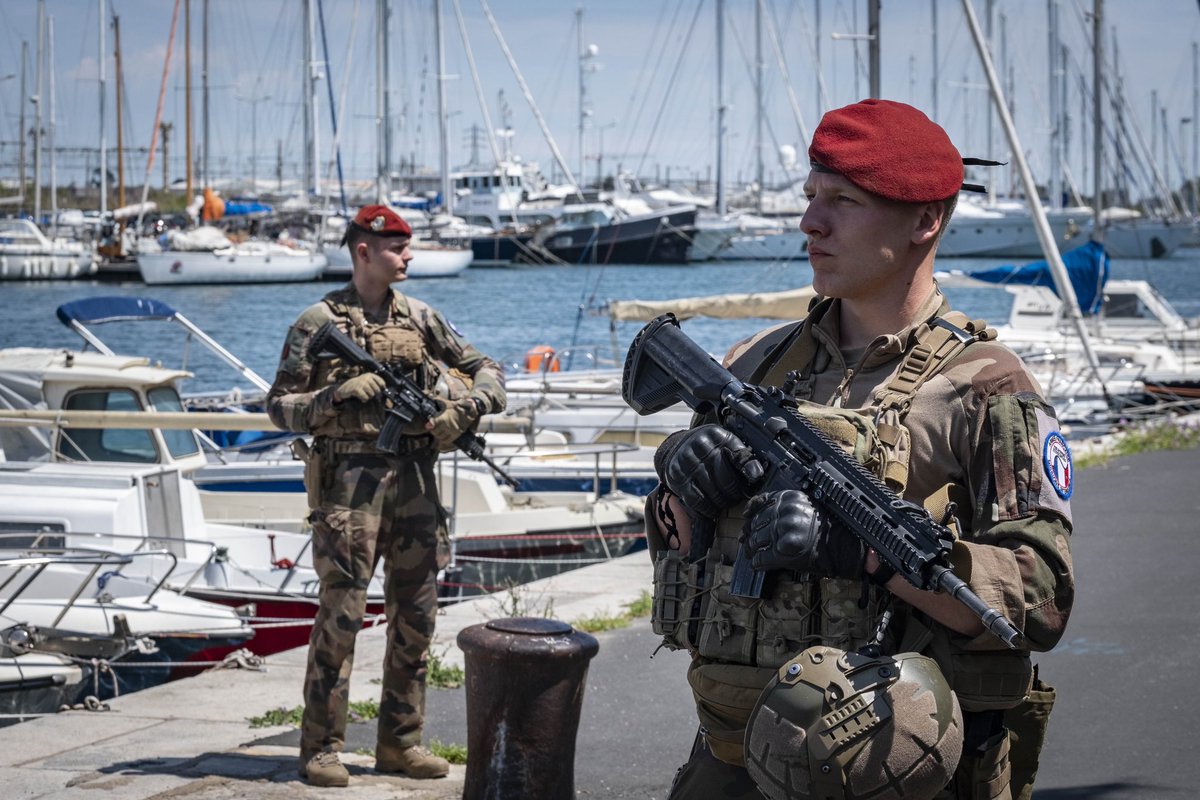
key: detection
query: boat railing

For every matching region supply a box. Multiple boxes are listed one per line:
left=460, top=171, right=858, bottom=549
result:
left=474, top=440, right=643, bottom=501
left=0, top=531, right=188, bottom=609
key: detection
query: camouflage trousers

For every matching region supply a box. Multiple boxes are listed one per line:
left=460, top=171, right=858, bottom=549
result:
left=300, top=451, right=444, bottom=758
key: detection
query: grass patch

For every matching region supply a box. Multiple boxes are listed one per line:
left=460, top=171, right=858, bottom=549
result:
left=1075, top=420, right=1200, bottom=470
left=247, top=705, right=304, bottom=728
left=572, top=590, right=655, bottom=634
left=430, top=739, right=469, bottom=764
left=348, top=699, right=380, bottom=722
left=246, top=698, right=378, bottom=728
left=428, top=648, right=464, bottom=690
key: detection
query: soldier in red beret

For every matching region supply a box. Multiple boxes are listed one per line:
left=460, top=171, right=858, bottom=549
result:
left=647, top=100, right=1074, bottom=799
left=268, top=204, right=505, bottom=786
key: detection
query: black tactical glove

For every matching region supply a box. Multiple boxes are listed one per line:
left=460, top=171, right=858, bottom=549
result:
left=654, top=425, right=764, bottom=518
left=741, top=490, right=866, bottom=578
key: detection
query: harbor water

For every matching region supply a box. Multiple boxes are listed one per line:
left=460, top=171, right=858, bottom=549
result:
left=4, top=253, right=1200, bottom=394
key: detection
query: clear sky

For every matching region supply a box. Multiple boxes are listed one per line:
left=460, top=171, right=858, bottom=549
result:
left=0, top=0, right=1197, bottom=202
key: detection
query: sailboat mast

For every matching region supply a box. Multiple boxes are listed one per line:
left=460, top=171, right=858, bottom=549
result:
left=754, top=0, right=764, bottom=214
left=202, top=0, right=209, bottom=188
left=376, top=0, right=388, bottom=204
left=98, top=0, right=106, bottom=218
left=1091, top=0, right=1103, bottom=241
left=34, top=1, right=43, bottom=221
left=185, top=0, right=193, bottom=204
left=867, top=0, right=879, bottom=98
left=715, top=0, right=726, bottom=216
left=576, top=6, right=584, bottom=185
left=49, top=14, right=57, bottom=231
left=115, top=14, right=125, bottom=209
left=436, top=0, right=451, bottom=214
left=1048, top=0, right=1061, bottom=212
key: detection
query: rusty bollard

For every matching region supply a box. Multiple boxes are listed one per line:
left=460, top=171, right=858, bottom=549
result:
left=457, top=617, right=600, bottom=800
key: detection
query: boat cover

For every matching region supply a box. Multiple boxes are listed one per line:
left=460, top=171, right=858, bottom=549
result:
left=56, top=296, right=179, bottom=327
left=608, top=286, right=818, bottom=322
left=950, top=241, right=1110, bottom=315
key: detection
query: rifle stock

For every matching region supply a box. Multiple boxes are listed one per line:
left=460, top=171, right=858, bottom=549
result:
left=308, top=322, right=519, bottom=489
left=621, top=314, right=1023, bottom=649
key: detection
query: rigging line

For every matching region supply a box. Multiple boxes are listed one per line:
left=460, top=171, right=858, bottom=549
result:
left=725, top=12, right=803, bottom=197
left=479, top=0, right=581, bottom=194
left=634, top=0, right=707, bottom=177
left=316, top=0, right=348, bottom=214
left=765, top=0, right=810, bottom=145
left=620, top=0, right=688, bottom=163
left=451, top=0, right=503, bottom=170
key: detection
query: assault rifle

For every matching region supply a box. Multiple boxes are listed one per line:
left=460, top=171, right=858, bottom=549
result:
left=308, top=321, right=519, bottom=489
left=621, top=314, right=1023, bottom=649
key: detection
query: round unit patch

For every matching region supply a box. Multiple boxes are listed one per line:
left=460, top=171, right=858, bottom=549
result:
left=1042, top=431, right=1073, bottom=500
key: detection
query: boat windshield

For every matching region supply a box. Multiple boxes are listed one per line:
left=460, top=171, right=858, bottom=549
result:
left=57, top=389, right=158, bottom=464
left=147, top=386, right=202, bottom=458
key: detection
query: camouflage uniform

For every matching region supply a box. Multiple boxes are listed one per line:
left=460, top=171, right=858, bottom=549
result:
left=658, top=289, right=1075, bottom=799
left=267, top=284, right=505, bottom=762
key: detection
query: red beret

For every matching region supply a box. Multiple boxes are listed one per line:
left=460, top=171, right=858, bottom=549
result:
left=350, top=204, right=413, bottom=237
left=809, top=99, right=963, bottom=203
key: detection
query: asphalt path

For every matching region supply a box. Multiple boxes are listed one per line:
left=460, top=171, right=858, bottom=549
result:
left=1031, top=446, right=1200, bottom=798
left=261, top=445, right=1200, bottom=799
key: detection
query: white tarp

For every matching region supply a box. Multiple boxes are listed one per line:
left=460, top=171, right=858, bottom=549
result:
left=166, top=226, right=231, bottom=251
left=608, top=286, right=817, bottom=322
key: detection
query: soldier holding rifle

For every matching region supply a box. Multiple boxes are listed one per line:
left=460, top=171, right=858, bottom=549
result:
left=267, top=205, right=505, bottom=787
left=643, top=100, right=1074, bottom=800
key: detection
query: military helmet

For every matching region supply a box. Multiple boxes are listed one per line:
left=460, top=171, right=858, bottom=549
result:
left=744, top=645, right=963, bottom=800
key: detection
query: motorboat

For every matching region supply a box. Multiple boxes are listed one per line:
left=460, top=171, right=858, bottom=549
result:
left=0, top=219, right=97, bottom=280
left=136, top=226, right=326, bottom=285
left=517, top=201, right=698, bottom=265
left=0, top=543, right=254, bottom=697
left=0, top=651, right=86, bottom=726
left=0, top=346, right=386, bottom=654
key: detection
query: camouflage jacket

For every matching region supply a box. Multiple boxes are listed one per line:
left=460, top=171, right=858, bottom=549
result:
left=724, top=288, right=1075, bottom=654
left=267, top=284, right=506, bottom=437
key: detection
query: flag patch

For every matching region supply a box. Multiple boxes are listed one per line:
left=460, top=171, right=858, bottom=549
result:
left=1042, top=431, right=1073, bottom=500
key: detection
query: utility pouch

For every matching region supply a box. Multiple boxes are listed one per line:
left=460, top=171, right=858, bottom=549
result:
left=687, top=661, right=778, bottom=767
left=1007, top=670, right=1056, bottom=800
left=651, top=549, right=701, bottom=651
left=947, top=710, right=1012, bottom=800
left=293, top=438, right=325, bottom=510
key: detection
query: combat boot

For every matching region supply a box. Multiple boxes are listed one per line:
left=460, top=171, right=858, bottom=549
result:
left=374, top=743, right=450, bottom=779
left=299, top=750, right=350, bottom=787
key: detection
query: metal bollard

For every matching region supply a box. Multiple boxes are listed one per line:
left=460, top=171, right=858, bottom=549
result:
left=457, top=617, right=600, bottom=800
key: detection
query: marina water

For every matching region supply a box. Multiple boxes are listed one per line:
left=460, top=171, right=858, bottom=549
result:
left=4, top=254, right=1200, bottom=394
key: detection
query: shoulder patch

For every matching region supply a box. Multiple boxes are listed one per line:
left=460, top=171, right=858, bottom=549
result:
left=1042, top=431, right=1073, bottom=500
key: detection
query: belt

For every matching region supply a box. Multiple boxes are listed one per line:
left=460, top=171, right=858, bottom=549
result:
left=316, top=436, right=435, bottom=458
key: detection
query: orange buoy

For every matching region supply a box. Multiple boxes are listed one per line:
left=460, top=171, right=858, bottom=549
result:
left=524, top=345, right=560, bottom=373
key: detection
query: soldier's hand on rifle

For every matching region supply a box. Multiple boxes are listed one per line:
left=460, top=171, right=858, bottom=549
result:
left=334, top=373, right=386, bottom=404
left=426, top=397, right=480, bottom=448
left=742, top=490, right=866, bottom=578
left=654, top=425, right=764, bottom=518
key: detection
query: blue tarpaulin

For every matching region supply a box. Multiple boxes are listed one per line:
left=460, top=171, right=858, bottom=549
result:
left=962, top=241, right=1110, bottom=315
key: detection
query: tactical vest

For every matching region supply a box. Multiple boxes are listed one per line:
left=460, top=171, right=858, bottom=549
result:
left=310, top=293, right=430, bottom=440
left=652, top=299, right=1006, bottom=766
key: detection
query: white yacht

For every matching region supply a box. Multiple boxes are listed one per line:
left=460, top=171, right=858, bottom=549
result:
left=0, top=219, right=97, bottom=280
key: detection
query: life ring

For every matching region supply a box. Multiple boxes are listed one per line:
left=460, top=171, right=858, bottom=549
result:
left=524, top=345, right=560, bottom=373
